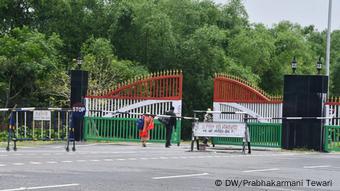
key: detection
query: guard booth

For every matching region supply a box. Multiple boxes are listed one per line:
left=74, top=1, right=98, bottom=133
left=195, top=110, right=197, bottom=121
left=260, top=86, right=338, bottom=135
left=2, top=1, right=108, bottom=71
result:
left=190, top=110, right=251, bottom=154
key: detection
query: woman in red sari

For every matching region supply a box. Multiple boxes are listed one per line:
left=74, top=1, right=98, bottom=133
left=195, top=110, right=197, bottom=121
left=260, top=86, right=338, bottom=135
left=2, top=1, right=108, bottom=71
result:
left=140, top=114, right=154, bottom=147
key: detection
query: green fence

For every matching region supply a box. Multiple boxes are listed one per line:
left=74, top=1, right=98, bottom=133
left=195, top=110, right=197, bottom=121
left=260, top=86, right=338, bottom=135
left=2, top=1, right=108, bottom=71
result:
left=324, top=125, right=340, bottom=152
left=212, top=123, right=282, bottom=148
left=84, top=117, right=181, bottom=145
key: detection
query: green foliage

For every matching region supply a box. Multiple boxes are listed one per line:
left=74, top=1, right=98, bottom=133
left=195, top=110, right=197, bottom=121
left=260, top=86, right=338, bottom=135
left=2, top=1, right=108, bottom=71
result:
left=81, top=37, right=148, bottom=91
left=0, top=27, right=66, bottom=107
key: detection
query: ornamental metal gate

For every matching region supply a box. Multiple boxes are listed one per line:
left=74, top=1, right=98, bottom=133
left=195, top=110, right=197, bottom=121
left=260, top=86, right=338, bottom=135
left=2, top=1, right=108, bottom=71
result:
left=84, top=70, right=183, bottom=144
left=212, top=73, right=340, bottom=150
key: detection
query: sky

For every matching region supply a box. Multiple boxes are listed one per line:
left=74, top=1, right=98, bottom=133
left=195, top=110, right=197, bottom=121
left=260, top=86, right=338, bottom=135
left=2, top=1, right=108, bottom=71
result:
left=213, top=0, right=340, bottom=31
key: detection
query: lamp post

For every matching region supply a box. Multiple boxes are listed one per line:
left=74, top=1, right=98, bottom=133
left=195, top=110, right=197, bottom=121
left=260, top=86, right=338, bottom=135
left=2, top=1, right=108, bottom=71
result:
left=316, top=57, right=322, bottom=75
left=291, top=57, right=297, bottom=74
left=76, top=56, right=82, bottom=70
left=326, top=0, right=332, bottom=77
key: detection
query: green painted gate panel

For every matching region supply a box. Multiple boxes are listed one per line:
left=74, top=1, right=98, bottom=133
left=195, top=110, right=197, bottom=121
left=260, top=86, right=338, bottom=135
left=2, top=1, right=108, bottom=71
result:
left=84, top=117, right=181, bottom=145
left=212, top=123, right=282, bottom=148
left=324, top=125, right=340, bottom=152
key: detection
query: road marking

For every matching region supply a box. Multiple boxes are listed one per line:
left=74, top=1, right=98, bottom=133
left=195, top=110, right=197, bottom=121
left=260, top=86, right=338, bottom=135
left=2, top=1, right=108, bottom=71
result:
left=90, top=160, right=100, bottom=162
left=46, top=161, right=58, bottom=164
left=61, top=161, right=73, bottom=163
left=0, top=155, right=8, bottom=157
left=0, top=183, right=80, bottom=191
left=140, top=158, right=148, bottom=160
left=29, top=162, right=42, bottom=165
left=303, top=165, right=330, bottom=169
left=116, top=159, right=126, bottom=161
left=152, top=173, right=209, bottom=180
left=159, top=157, right=168, bottom=159
left=242, top=168, right=280, bottom=173
left=0, top=164, right=6, bottom=167
left=127, top=158, right=137, bottom=160
left=12, top=163, right=24, bottom=166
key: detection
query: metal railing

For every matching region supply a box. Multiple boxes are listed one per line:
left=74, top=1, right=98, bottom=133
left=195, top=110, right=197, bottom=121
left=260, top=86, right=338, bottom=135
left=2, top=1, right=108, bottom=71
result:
left=212, top=123, right=282, bottom=148
left=0, top=108, right=71, bottom=141
left=84, top=117, right=181, bottom=145
left=324, top=125, right=340, bottom=152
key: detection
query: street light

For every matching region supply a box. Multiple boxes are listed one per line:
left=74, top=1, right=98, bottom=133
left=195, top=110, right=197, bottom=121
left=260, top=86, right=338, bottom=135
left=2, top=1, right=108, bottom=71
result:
left=291, top=56, right=297, bottom=74
left=326, top=0, right=332, bottom=77
left=316, top=57, right=322, bottom=75
left=76, top=55, right=82, bottom=70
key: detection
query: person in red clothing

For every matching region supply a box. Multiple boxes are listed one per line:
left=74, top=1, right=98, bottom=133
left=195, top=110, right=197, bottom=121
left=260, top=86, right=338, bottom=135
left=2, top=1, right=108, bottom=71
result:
left=140, top=113, right=154, bottom=147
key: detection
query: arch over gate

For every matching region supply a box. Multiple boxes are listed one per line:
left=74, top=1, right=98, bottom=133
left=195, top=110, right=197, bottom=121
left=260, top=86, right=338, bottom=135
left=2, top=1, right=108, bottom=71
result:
left=85, top=70, right=183, bottom=118
left=213, top=73, right=282, bottom=123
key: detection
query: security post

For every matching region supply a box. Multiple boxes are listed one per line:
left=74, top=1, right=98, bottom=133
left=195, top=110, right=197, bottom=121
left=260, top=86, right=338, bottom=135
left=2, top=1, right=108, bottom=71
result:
left=66, top=103, right=85, bottom=152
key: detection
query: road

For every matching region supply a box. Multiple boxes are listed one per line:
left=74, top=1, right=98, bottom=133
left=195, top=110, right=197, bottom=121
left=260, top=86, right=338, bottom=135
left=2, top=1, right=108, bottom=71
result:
left=0, top=142, right=339, bottom=191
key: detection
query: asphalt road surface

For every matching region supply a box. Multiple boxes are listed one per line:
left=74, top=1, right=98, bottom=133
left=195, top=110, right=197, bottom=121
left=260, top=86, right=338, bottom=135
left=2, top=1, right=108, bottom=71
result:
left=0, top=142, right=339, bottom=191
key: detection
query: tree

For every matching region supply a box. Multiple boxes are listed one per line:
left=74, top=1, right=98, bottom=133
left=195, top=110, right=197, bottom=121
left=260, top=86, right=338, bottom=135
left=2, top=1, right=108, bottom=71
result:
left=0, top=27, right=65, bottom=107
left=80, top=37, right=149, bottom=91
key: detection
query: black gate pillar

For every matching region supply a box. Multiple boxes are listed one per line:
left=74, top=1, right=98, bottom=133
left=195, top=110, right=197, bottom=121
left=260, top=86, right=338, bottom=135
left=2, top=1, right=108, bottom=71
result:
left=282, top=75, right=328, bottom=151
left=70, top=70, right=88, bottom=141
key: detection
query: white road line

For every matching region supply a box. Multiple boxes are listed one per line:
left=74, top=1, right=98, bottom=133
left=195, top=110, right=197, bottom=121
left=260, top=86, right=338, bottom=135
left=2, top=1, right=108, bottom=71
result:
left=152, top=173, right=209, bottom=180
left=0, top=183, right=80, bottom=191
left=90, top=160, right=100, bottom=162
left=127, top=158, right=137, bottom=160
left=12, top=163, right=24, bottom=166
left=61, top=161, right=73, bottom=163
left=242, top=168, right=280, bottom=173
left=0, top=155, right=8, bottom=157
left=140, top=158, right=148, bottom=160
left=159, top=157, right=168, bottom=159
left=0, top=164, right=6, bottom=167
left=46, top=161, right=58, bottom=164
left=303, top=165, right=330, bottom=169
left=29, top=162, right=42, bottom=165
left=116, top=159, right=125, bottom=161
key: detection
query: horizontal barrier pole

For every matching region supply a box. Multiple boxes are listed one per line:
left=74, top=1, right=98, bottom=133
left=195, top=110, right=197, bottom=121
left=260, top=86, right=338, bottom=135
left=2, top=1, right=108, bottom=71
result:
left=0, top=107, right=72, bottom=111
left=88, top=110, right=198, bottom=120
left=193, top=110, right=246, bottom=114
left=245, top=117, right=340, bottom=120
